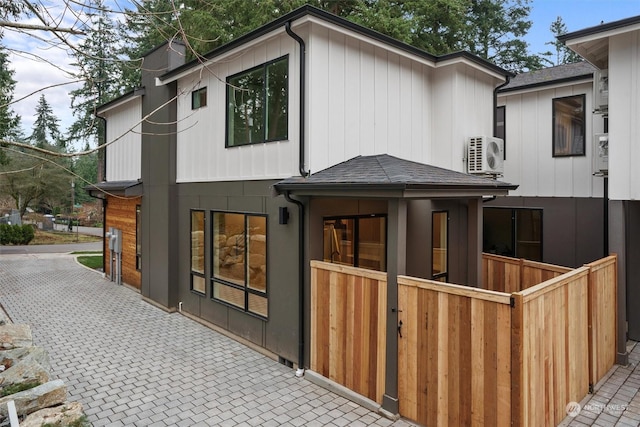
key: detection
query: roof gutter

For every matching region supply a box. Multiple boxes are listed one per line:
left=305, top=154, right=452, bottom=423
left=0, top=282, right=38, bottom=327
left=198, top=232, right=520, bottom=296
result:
left=285, top=21, right=309, bottom=177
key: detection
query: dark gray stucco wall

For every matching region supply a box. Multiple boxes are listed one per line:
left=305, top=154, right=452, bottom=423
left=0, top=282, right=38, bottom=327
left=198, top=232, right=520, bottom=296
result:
left=485, top=196, right=605, bottom=268
left=622, top=201, right=640, bottom=343
left=140, top=44, right=184, bottom=309
left=176, top=180, right=301, bottom=363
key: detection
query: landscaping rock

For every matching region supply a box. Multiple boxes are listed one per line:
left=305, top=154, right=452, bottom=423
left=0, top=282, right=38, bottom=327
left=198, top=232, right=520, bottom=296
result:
left=0, top=379, right=66, bottom=418
left=0, top=346, right=51, bottom=373
left=20, top=401, right=86, bottom=427
left=0, top=324, right=32, bottom=349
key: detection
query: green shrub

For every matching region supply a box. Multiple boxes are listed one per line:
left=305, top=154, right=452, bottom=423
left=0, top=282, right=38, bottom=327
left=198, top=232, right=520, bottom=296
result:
left=0, top=223, right=36, bottom=245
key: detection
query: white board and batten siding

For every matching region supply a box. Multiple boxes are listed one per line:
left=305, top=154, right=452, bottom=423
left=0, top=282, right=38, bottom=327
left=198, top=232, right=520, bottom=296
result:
left=498, top=81, right=605, bottom=198
left=306, top=23, right=499, bottom=175
left=609, top=30, right=640, bottom=201
left=104, top=98, right=142, bottom=181
left=175, top=32, right=301, bottom=183
left=175, top=19, right=504, bottom=183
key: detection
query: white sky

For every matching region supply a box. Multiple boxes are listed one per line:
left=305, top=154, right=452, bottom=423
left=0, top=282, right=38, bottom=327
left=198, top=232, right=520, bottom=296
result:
left=5, top=0, right=640, bottom=147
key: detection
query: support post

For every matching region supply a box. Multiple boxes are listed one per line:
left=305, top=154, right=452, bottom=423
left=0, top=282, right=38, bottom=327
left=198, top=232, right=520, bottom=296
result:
left=382, top=198, right=407, bottom=415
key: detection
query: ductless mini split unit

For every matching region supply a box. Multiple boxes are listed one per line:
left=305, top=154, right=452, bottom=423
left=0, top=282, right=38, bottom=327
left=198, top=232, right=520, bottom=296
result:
left=467, top=136, right=504, bottom=175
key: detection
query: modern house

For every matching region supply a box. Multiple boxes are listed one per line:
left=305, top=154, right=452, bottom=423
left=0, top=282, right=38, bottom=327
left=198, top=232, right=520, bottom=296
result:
left=493, top=14, right=640, bottom=365
left=89, top=5, right=520, bottom=417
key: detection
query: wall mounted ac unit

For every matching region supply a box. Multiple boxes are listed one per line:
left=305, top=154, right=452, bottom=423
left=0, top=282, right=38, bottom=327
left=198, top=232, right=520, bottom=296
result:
left=593, top=133, right=608, bottom=176
left=467, top=136, right=504, bottom=175
left=594, top=69, right=608, bottom=114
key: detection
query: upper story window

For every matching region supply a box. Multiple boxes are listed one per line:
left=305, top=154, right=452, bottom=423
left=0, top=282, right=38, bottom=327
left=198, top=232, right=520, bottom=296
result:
left=192, top=87, right=207, bottom=109
left=226, top=56, right=288, bottom=147
left=552, top=94, right=585, bottom=157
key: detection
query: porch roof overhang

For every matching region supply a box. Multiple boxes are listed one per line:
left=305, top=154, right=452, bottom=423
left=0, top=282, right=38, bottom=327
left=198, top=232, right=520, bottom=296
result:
left=273, top=154, right=518, bottom=199
left=85, top=180, right=143, bottom=198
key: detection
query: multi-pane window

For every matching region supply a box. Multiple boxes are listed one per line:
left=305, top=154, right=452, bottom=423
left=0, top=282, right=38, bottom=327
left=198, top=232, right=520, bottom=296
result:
left=432, top=211, right=448, bottom=282
left=192, top=87, right=207, bottom=109
left=226, top=56, right=288, bottom=147
left=136, top=205, right=141, bottom=270
left=191, top=210, right=205, bottom=294
left=483, top=207, right=543, bottom=261
left=323, top=215, right=386, bottom=272
left=212, top=212, right=268, bottom=317
left=553, top=94, right=585, bottom=157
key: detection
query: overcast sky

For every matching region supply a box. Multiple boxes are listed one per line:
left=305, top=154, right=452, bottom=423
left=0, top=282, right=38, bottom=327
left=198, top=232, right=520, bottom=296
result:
left=6, top=0, right=640, bottom=148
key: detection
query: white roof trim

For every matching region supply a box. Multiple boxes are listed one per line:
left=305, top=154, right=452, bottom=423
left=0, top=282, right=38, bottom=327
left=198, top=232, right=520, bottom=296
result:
left=497, top=77, right=593, bottom=97
left=565, top=22, right=640, bottom=47
left=97, top=92, right=142, bottom=116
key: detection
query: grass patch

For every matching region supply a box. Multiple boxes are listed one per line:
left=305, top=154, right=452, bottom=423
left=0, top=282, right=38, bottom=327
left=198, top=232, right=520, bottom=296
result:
left=0, top=380, right=40, bottom=397
left=30, top=229, right=101, bottom=245
left=77, top=255, right=103, bottom=270
left=71, top=250, right=102, bottom=255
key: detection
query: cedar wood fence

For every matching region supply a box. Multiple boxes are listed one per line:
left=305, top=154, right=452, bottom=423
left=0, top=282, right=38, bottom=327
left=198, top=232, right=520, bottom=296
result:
left=310, top=254, right=617, bottom=426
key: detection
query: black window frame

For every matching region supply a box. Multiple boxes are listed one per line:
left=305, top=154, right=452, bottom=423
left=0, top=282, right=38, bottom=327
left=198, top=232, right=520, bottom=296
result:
left=483, top=207, right=543, bottom=261
left=225, top=55, right=289, bottom=147
left=190, top=209, right=206, bottom=296
left=552, top=94, right=586, bottom=157
left=495, top=105, right=506, bottom=159
left=322, top=214, right=387, bottom=272
left=432, top=210, right=449, bottom=282
left=210, top=211, right=268, bottom=319
left=191, top=87, right=207, bottom=109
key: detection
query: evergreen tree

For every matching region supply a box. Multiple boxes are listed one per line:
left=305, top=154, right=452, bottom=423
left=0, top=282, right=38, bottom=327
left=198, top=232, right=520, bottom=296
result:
left=69, top=0, right=122, bottom=146
left=29, top=94, right=64, bottom=149
left=0, top=41, right=20, bottom=165
left=463, top=0, right=545, bottom=72
left=544, top=16, right=582, bottom=66
left=72, top=141, right=97, bottom=204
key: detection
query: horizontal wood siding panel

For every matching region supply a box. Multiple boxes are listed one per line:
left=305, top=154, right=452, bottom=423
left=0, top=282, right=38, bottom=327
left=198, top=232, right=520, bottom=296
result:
left=310, top=261, right=386, bottom=403
left=398, top=276, right=511, bottom=426
left=105, top=196, right=141, bottom=289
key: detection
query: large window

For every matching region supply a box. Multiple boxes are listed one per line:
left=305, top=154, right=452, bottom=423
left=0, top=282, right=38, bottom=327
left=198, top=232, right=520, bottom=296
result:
left=226, top=56, right=288, bottom=147
left=432, top=211, right=448, bottom=282
left=212, top=212, right=268, bottom=317
left=553, top=94, right=585, bottom=157
left=191, top=210, right=205, bottom=295
left=483, top=207, right=542, bottom=261
left=323, top=215, right=386, bottom=272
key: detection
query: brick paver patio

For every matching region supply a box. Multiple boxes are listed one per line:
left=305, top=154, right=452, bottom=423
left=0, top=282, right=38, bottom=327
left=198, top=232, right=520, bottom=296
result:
left=1, top=252, right=639, bottom=426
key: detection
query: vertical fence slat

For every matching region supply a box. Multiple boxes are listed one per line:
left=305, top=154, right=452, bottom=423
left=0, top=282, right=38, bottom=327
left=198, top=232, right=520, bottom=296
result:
left=309, top=261, right=387, bottom=403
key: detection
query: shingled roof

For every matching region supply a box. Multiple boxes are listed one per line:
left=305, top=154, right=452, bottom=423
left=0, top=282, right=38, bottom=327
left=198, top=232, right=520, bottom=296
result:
left=274, top=154, right=517, bottom=198
left=499, top=61, right=595, bottom=93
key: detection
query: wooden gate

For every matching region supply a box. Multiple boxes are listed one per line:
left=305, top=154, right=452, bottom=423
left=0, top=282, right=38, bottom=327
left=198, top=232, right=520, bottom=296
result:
left=397, top=277, right=512, bottom=426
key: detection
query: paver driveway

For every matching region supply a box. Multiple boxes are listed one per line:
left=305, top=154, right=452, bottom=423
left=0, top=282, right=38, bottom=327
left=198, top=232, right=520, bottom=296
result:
left=0, top=253, right=417, bottom=427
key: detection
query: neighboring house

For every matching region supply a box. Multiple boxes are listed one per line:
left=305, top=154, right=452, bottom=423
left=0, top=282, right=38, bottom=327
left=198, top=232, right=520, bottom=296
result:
left=90, top=5, right=517, bottom=416
left=493, top=14, right=640, bottom=365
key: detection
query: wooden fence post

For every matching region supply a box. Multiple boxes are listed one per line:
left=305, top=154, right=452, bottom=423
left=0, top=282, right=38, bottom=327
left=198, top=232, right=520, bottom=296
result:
left=511, top=292, right=524, bottom=427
